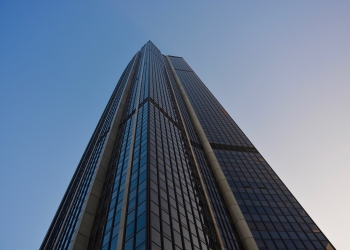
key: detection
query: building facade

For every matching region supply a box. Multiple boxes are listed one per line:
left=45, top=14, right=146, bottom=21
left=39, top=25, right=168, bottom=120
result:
left=41, top=41, right=335, bottom=250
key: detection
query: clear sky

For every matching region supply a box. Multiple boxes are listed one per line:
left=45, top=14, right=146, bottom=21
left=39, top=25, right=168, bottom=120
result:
left=0, top=1, right=349, bottom=249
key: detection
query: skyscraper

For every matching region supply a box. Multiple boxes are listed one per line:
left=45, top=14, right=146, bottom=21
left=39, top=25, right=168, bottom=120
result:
left=41, top=41, right=335, bottom=250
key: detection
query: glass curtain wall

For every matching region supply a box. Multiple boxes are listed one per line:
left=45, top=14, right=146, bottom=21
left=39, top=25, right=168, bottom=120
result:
left=168, top=56, right=335, bottom=250
left=87, top=42, right=221, bottom=250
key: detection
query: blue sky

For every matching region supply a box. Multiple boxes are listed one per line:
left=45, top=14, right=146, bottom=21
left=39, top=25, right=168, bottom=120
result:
left=0, top=1, right=349, bottom=249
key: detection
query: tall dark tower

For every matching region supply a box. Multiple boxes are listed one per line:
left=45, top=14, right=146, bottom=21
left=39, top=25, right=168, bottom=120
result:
left=41, top=41, right=335, bottom=250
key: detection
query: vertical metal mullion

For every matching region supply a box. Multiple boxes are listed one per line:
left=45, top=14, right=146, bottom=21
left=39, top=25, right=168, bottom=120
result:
left=166, top=56, right=258, bottom=250
left=116, top=45, right=147, bottom=250
left=48, top=57, right=136, bottom=250
left=162, top=56, right=225, bottom=250
left=146, top=47, right=152, bottom=250
left=68, top=52, right=140, bottom=250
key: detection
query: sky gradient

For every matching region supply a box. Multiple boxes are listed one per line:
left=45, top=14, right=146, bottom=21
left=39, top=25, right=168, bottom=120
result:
left=0, top=1, right=349, bottom=249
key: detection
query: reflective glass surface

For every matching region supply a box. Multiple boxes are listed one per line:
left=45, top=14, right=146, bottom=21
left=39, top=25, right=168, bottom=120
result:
left=42, top=42, right=335, bottom=250
left=88, top=42, right=220, bottom=250
left=41, top=54, right=137, bottom=250
left=169, top=56, right=335, bottom=250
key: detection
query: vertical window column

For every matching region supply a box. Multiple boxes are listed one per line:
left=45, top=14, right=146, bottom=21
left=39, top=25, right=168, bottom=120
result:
left=166, top=56, right=258, bottom=250
left=116, top=43, right=148, bottom=250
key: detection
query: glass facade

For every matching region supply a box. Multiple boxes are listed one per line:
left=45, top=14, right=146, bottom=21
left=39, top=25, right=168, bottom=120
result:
left=42, top=41, right=335, bottom=250
left=41, top=55, right=137, bottom=250
left=168, top=56, right=335, bottom=250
